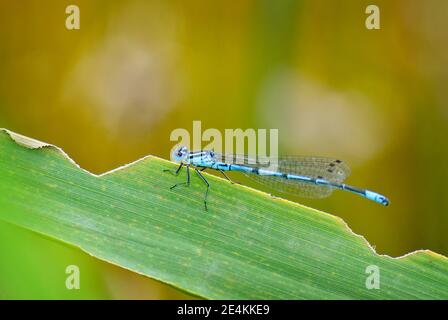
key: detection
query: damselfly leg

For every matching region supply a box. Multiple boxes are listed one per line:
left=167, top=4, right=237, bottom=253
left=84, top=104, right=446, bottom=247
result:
left=169, top=164, right=191, bottom=189
left=165, top=164, right=210, bottom=210
left=195, top=168, right=210, bottom=211
left=163, top=163, right=184, bottom=176
left=218, top=169, right=236, bottom=184
left=203, top=167, right=237, bottom=184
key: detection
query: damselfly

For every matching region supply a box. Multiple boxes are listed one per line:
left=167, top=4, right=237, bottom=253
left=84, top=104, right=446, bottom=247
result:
left=164, top=146, right=390, bottom=210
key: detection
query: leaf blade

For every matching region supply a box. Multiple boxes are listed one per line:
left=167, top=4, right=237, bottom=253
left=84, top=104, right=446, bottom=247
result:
left=0, top=129, right=447, bottom=299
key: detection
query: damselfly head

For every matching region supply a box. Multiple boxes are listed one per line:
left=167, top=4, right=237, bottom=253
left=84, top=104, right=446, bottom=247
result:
left=171, top=146, right=189, bottom=163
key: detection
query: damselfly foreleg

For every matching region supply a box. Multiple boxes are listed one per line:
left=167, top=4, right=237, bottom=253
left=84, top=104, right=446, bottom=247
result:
left=163, top=163, right=184, bottom=176
left=169, top=164, right=190, bottom=189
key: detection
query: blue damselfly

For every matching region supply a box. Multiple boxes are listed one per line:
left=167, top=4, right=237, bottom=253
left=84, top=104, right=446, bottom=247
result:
left=164, top=146, right=390, bottom=210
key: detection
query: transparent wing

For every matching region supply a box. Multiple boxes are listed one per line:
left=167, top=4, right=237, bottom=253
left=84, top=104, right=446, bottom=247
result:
left=213, top=153, right=351, bottom=198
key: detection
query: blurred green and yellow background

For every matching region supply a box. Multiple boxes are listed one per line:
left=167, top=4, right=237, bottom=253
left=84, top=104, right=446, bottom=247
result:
left=0, top=0, right=447, bottom=299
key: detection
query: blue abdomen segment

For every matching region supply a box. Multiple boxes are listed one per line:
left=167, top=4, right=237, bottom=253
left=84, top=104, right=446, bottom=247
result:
left=339, top=184, right=389, bottom=206
left=365, top=190, right=390, bottom=206
left=226, top=164, right=390, bottom=206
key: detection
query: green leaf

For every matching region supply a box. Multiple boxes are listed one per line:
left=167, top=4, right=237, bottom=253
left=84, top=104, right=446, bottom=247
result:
left=0, top=128, right=447, bottom=299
